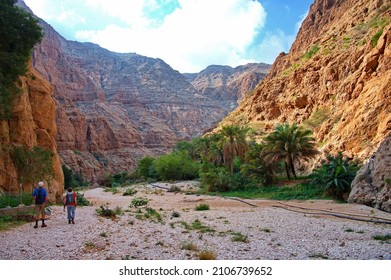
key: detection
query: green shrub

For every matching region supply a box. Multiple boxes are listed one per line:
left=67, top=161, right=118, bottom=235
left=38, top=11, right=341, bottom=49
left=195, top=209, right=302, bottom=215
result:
left=231, top=232, right=248, bottom=243
left=200, top=167, right=231, bottom=192
left=373, top=234, right=391, bottom=242
left=310, top=152, right=359, bottom=201
left=137, top=156, right=156, bottom=179
left=0, top=193, right=32, bottom=208
left=10, top=146, right=54, bottom=186
left=96, top=205, right=116, bottom=218
left=114, top=206, right=123, bottom=216
left=195, top=204, right=210, bottom=211
left=371, top=29, right=383, bottom=47
left=123, top=188, right=137, bottom=196
left=154, top=152, right=199, bottom=180
left=63, top=165, right=88, bottom=189
left=76, top=192, right=91, bottom=206
left=0, top=213, right=31, bottom=231
left=144, top=208, right=162, bottom=223
left=303, top=45, right=320, bottom=60
left=130, top=197, right=149, bottom=208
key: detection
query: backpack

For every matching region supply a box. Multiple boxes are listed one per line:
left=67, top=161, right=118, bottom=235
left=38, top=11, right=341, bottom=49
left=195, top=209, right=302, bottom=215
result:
left=65, top=192, right=75, bottom=205
left=35, top=188, right=45, bottom=205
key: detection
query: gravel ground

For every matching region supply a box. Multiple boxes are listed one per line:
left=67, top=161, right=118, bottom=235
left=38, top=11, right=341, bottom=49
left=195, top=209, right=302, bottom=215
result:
left=0, top=182, right=390, bottom=260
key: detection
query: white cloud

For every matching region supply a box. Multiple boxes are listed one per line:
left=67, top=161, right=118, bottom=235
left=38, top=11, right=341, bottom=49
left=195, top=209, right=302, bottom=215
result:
left=56, top=10, right=86, bottom=24
left=84, top=0, right=152, bottom=27
left=23, top=0, right=54, bottom=20
left=250, top=30, right=295, bottom=64
left=75, top=0, right=266, bottom=72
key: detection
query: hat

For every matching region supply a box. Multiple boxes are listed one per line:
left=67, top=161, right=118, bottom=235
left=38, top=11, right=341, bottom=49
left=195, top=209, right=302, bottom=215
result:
left=38, top=181, right=44, bottom=186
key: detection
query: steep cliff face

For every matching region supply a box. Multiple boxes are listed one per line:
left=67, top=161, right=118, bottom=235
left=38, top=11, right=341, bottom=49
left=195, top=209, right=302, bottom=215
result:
left=184, top=63, right=270, bottom=109
left=0, top=64, right=64, bottom=202
left=221, top=0, right=390, bottom=162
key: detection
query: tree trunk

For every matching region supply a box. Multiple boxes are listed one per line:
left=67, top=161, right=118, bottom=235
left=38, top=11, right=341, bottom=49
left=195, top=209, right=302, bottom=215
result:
left=284, top=161, right=291, bottom=180
left=289, top=156, right=297, bottom=180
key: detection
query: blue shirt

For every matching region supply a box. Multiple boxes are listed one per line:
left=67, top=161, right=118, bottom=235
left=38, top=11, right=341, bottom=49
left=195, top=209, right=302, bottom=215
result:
left=32, top=187, right=48, bottom=204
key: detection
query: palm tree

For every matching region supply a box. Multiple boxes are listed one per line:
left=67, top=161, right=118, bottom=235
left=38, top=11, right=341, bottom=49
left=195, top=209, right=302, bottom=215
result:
left=262, top=122, right=318, bottom=180
left=218, top=125, right=250, bottom=174
left=193, top=134, right=223, bottom=166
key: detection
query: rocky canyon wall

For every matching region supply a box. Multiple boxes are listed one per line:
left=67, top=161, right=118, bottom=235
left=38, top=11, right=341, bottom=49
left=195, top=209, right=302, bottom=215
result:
left=221, top=0, right=390, bottom=161
left=0, top=64, right=64, bottom=202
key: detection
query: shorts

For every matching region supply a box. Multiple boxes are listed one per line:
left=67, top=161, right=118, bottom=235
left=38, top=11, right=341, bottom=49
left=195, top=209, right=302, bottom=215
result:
left=34, top=203, right=46, bottom=219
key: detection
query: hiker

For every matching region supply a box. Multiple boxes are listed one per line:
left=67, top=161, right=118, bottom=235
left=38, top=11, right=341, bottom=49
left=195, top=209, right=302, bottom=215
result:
left=63, top=187, right=77, bottom=224
left=32, top=181, right=48, bottom=228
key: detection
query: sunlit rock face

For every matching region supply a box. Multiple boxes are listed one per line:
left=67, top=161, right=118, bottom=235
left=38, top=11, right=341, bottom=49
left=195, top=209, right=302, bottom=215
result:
left=219, top=0, right=390, bottom=162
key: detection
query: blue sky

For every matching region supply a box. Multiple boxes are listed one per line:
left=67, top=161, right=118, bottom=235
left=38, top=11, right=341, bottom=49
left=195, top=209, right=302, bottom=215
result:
left=23, top=0, right=314, bottom=73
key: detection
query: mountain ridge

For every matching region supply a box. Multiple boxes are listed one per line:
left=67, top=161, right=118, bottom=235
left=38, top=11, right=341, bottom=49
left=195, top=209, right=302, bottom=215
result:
left=18, top=0, right=270, bottom=182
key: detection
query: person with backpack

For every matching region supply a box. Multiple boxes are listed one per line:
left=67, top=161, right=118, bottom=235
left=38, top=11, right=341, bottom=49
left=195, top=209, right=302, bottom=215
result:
left=32, top=181, right=48, bottom=228
left=63, top=187, right=77, bottom=224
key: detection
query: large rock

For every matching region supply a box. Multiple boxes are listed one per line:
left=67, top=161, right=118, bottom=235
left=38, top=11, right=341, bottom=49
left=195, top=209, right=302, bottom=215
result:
left=0, top=64, right=64, bottom=202
left=349, top=134, right=391, bottom=212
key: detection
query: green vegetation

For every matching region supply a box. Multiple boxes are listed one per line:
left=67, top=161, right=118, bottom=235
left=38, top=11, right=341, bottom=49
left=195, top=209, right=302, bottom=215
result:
left=0, top=0, right=43, bottom=119
left=219, top=125, right=250, bottom=174
left=112, top=122, right=357, bottom=202
left=0, top=213, right=33, bottom=231
left=96, top=205, right=117, bottom=219
left=373, top=234, right=391, bottom=243
left=231, top=232, right=248, bottom=243
left=123, top=188, right=137, bottom=196
left=63, top=165, right=88, bottom=189
left=214, top=183, right=326, bottom=200
left=154, top=152, right=199, bottom=181
left=263, top=123, right=318, bottom=180
left=371, top=29, right=384, bottom=47
left=136, top=156, right=157, bottom=179
left=76, top=192, right=91, bottom=206
left=143, top=207, right=162, bottom=223
left=173, top=219, right=215, bottom=233
left=0, top=193, right=32, bottom=208
left=303, top=108, right=330, bottom=129
left=310, top=152, right=359, bottom=201
left=130, top=197, right=149, bottom=208
left=303, top=45, right=320, bottom=60
left=10, top=145, right=54, bottom=188
left=195, top=204, right=210, bottom=211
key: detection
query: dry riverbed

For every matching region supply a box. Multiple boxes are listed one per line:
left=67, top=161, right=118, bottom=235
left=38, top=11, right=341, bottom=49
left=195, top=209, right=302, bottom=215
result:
left=0, top=182, right=390, bottom=260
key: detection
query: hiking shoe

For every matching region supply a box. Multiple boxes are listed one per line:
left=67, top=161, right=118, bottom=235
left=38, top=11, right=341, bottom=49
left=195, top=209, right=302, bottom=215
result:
left=41, top=224, right=47, bottom=228
left=34, top=224, right=38, bottom=228
left=68, top=219, right=71, bottom=224
left=71, top=219, right=75, bottom=224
